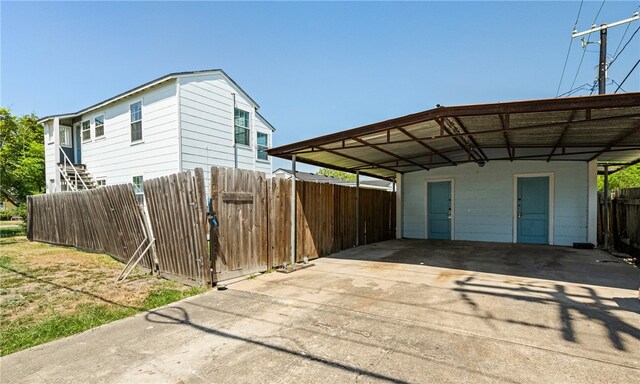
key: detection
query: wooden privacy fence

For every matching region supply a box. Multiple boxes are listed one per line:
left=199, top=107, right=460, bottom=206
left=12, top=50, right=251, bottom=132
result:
left=26, top=184, right=153, bottom=269
left=144, top=169, right=210, bottom=286
left=210, top=166, right=396, bottom=282
left=28, top=166, right=396, bottom=286
left=598, top=187, right=640, bottom=257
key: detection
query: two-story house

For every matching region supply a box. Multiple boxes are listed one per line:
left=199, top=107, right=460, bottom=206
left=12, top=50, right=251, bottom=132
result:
left=40, top=69, right=275, bottom=200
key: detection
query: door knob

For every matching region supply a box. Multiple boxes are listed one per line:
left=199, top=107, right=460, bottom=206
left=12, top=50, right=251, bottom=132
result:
left=517, top=212, right=522, bottom=218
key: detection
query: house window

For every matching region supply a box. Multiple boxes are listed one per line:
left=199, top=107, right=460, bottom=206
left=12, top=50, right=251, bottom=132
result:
left=82, top=120, right=91, bottom=141
left=257, top=132, right=269, bottom=161
left=234, top=108, right=250, bottom=146
left=60, top=126, right=72, bottom=147
left=132, top=175, right=144, bottom=204
left=96, top=179, right=106, bottom=187
left=47, top=123, right=54, bottom=143
left=130, top=102, right=142, bottom=142
left=95, top=115, right=104, bottom=138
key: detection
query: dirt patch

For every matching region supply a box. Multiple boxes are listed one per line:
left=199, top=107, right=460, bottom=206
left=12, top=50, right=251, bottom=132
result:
left=0, top=237, right=202, bottom=339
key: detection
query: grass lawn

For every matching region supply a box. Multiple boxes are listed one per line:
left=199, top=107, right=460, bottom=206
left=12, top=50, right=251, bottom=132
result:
left=0, top=237, right=205, bottom=356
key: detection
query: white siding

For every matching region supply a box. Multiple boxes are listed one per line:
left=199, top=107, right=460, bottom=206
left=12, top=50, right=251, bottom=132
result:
left=401, top=161, right=592, bottom=246
left=179, top=73, right=273, bottom=189
left=78, top=81, right=179, bottom=186
left=43, top=122, right=56, bottom=193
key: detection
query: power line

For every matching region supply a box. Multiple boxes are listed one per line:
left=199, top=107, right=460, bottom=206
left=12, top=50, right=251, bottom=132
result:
left=555, top=0, right=584, bottom=97
left=612, top=17, right=632, bottom=58
left=567, top=0, right=606, bottom=95
left=610, top=79, right=626, bottom=93
left=614, top=58, right=640, bottom=93
left=608, top=25, right=640, bottom=70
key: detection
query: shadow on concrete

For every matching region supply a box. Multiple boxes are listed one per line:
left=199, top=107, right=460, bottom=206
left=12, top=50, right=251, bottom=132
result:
left=453, top=276, right=640, bottom=351
left=144, top=306, right=412, bottom=384
left=326, top=239, right=640, bottom=290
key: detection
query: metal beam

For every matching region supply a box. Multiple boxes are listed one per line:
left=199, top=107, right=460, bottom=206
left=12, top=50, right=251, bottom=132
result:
left=396, top=127, right=457, bottom=166
left=449, top=117, right=489, bottom=161
left=588, top=122, right=640, bottom=161
left=435, top=118, right=482, bottom=162
left=352, top=137, right=431, bottom=171
left=546, top=110, right=578, bottom=162
left=499, top=114, right=513, bottom=161
left=317, top=146, right=403, bottom=175
left=387, top=147, right=640, bottom=169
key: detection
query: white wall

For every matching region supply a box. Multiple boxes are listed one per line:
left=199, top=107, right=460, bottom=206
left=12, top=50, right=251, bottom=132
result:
left=178, top=73, right=273, bottom=189
left=78, top=81, right=179, bottom=186
left=401, top=161, right=593, bottom=246
left=43, top=121, right=56, bottom=193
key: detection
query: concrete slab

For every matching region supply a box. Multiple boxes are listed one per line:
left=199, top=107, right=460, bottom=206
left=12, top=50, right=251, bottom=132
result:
left=2, top=240, right=639, bottom=383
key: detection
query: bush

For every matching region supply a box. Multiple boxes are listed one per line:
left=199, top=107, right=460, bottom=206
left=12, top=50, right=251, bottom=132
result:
left=14, top=205, right=26, bottom=221
left=0, top=209, right=17, bottom=221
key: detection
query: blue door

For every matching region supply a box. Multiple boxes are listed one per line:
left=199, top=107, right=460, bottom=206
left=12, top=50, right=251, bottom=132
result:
left=428, top=181, right=451, bottom=240
left=517, top=177, right=549, bottom=244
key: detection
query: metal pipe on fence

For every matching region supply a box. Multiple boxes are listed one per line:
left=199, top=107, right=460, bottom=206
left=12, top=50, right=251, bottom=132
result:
left=291, top=155, right=297, bottom=266
left=603, top=165, right=609, bottom=249
left=356, top=170, right=360, bottom=247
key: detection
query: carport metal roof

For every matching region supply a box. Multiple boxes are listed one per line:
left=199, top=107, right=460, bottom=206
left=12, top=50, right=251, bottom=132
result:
left=268, top=93, right=640, bottom=180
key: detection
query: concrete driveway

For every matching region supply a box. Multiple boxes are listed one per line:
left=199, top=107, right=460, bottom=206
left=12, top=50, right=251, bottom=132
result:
left=2, top=240, right=639, bottom=383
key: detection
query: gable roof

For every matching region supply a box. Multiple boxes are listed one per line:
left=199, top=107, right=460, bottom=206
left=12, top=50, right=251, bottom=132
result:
left=38, top=69, right=262, bottom=123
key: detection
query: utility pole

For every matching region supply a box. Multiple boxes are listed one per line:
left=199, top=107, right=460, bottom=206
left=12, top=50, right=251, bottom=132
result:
left=572, top=12, right=639, bottom=94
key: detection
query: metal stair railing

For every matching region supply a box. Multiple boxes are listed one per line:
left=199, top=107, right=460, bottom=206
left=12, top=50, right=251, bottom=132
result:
left=58, top=144, right=88, bottom=191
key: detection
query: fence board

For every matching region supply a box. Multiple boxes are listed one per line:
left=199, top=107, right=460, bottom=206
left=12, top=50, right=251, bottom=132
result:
left=143, top=169, right=209, bottom=285
left=598, top=187, right=639, bottom=258
left=27, top=184, right=151, bottom=268
left=212, top=166, right=397, bottom=278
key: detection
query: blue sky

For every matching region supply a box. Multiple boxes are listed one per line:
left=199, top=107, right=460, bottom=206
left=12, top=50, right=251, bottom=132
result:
left=2, top=1, right=639, bottom=172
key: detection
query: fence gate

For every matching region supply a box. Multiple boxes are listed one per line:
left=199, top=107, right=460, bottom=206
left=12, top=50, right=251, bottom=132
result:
left=210, top=167, right=269, bottom=282
left=143, top=168, right=210, bottom=286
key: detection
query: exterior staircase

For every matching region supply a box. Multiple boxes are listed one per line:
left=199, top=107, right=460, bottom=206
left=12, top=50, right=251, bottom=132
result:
left=58, top=163, right=96, bottom=191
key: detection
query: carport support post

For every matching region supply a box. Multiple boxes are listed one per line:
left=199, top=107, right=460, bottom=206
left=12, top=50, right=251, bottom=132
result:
left=291, top=155, right=297, bottom=265
left=603, top=165, right=609, bottom=249
left=356, top=170, right=360, bottom=247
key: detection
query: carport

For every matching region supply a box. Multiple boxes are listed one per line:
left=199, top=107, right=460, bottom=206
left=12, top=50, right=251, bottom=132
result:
left=269, top=93, right=640, bottom=247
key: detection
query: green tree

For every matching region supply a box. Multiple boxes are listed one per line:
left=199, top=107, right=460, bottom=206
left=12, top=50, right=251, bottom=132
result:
left=0, top=108, right=45, bottom=204
left=597, top=164, right=640, bottom=191
left=317, top=168, right=357, bottom=182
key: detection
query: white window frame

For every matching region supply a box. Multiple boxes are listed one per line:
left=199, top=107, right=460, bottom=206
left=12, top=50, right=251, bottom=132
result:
left=94, top=114, right=105, bottom=138
left=130, top=101, right=143, bottom=144
left=256, top=132, right=269, bottom=161
left=132, top=175, right=144, bottom=204
left=96, top=178, right=106, bottom=188
left=60, top=125, right=72, bottom=148
left=81, top=120, right=91, bottom=142
left=47, top=122, right=54, bottom=144
left=234, top=108, right=250, bottom=147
